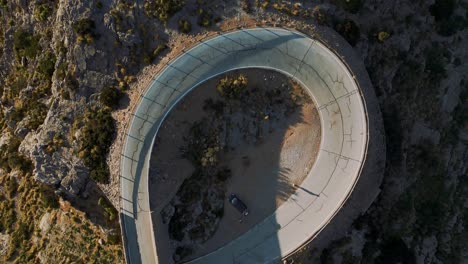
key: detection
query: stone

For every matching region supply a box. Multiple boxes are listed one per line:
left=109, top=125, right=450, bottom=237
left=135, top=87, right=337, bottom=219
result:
left=39, top=212, right=52, bottom=233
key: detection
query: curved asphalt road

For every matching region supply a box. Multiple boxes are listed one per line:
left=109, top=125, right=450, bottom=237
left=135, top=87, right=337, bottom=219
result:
left=119, top=27, right=369, bottom=264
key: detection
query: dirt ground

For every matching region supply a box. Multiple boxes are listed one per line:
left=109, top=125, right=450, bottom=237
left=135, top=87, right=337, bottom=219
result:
left=148, top=68, right=321, bottom=262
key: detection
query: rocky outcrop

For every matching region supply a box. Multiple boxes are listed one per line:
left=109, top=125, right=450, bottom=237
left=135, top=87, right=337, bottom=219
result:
left=0, top=233, right=9, bottom=257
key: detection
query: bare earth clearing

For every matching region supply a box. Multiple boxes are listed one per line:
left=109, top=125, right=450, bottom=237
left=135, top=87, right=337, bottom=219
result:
left=148, top=68, right=321, bottom=262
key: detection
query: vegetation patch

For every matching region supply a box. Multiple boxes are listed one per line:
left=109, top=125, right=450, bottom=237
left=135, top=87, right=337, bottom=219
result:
left=98, top=196, right=118, bottom=222
left=216, top=74, right=248, bottom=99
left=37, top=51, right=56, bottom=78
left=334, top=19, right=360, bottom=46
left=144, top=0, right=185, bottom=23
left=178, top=19, right=192, bottom=34
left=13, top=29, right=41, bottom=59
left=0, top=173, right=123, bottom=263
left=73, top=18, right=98, bottom=43
left=34, top=3, right=53, bottom=21
left=100, top=86, right=122, bottom=109
left=430, top=0, right=467, bottom=36
left=337, top=0, right=363, bottom=13
left=0, top=136, right=32, bottom=174
left=77, top=107, right=116, bottom=183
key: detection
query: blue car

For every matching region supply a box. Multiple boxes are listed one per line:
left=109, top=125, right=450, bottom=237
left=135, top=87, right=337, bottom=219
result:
left=229, top=194, right=249, bottom=216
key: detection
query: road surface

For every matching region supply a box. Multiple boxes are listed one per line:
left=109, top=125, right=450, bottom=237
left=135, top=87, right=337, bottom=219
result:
left=119, top=27, right=371, bottom=264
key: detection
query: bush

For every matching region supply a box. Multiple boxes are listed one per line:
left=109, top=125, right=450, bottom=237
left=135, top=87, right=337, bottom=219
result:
left=178, top=19, right=191, bottom=34
left=335, top=19, right=360, bottom=46
left=144, top=0, right=184, bottom=23
left=100, top=86, right=122, bottom=109
left=0, top=0, right=7, bottom=9
left=429, top=0, right=466, bottom=36
left=73, top=18, right=97, bottom=43
left=197, top=9, right=212, bottom=27
left=436, top=15, right=467, bottom=36
left=0, top=199, right=16, bottom=232
left=376, top=237, right=415, bottom=263
left=174, top=246, right=193, bottom=261
left=143, top=43, right=168, bottom=64
left=107, top=233, right=121, bottom=245
left=153, top=43, right=167, bottom=58
left=215, top=167, right=231, bottom=182
left=216, top=74, right=248, bottom=99
left=313, top=6, right=329, bottom=25
left=6, top=177, right=18, bottom=198
left=65, top=72, right=79, bottom=91
left=90, top=160, right=110, bottom=183
left=429, top=0, right=455, bottom=21
left=25, top=100, right=48, bottom=130
left=424, top=45, right=448, bottom=84
left=377, top=31, right=390, bottom=43
left=338, top=0, right=362, bottom=13
left=0, top=137, right=33, bottom=173
left=78, top=108, right=115, bottom=183
left=37, top=51, right=56, bottom=78
left=39, top=184, right=60, bottom=209
left=13, top=30, right=41, bottom=58
left=241, top=0, right=251, bottom=13
left=98, top=197, right=117, bottom=221
left=34, top=3, right=52, bottom=21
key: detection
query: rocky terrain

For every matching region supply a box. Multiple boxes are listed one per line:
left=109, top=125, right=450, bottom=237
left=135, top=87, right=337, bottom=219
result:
left=0, top=0, right=466, bottom=263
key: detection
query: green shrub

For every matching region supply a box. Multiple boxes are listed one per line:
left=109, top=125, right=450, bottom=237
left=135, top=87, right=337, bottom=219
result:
left=100, top=86, right=122, bottom=109
left=241, top=0, right=251, bottom=13
left=197, top=9, right=212, bottom=27
left=6, top=177, right=18, bottom=198
left=216, top=74, right=248, bottom=99
left=143, top=43, right=168, bottom=64
left=181, top=120, right=221, bottom=167
left=178, top=19, right=192, bottom=33
left=338, top=0, right=362, bottom=13
left=37, top=51, right=56, bottom=78
left=0, top=0, right=7, bottom=9
left=378, top=31, right=390, bottom=42
left=424, top=45, right=448, bottom=84
left=0, top=199, right=16, bottom=232
left=39, top=184, right=60, bottom=209
left=13, top=30, right=41, bottom=58
left=144, top=0, right=185, bottom=23
left=90, top=160, right=110, bottom=183
left=174, top=246, right=193, bottom=260
left=25, top=101, right=48, bottom=130
left=376, top=237, right=415, bottom=263
left=430, top=0, right=455, bottom=21
left=436, top=15, right=467, bottom=36
left=65, top=72, right=80, bottom=91
left=153, top=43, right=167, bottom=58
left=78, top=108, right=115, bottom=183
left=7, top=152, right=32, bottom=173
left=335, top=19, right=360, bottom=46
left=312, top=6, right=328, bottom=25
left=429, top=0, right=466, bottom=36
left=107, top=233, right=121, bottom=245
left=98, top=197, right=117, bottom=221
left=73, top=18, right=97, bottom=43
left=1, top=137, right=33, bottom=173
left=34, top=3, right=52, bottom=21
